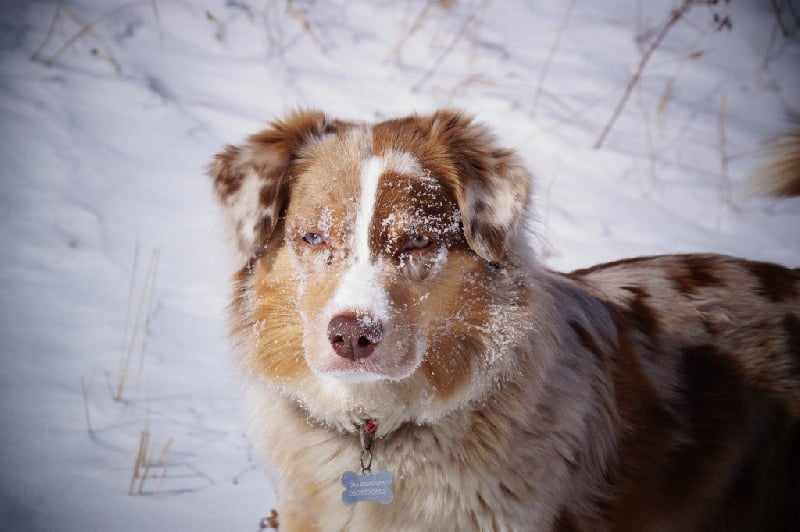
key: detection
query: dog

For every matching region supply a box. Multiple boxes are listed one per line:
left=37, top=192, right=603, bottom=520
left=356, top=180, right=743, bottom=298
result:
left=208, top=110, right=800, bottom=531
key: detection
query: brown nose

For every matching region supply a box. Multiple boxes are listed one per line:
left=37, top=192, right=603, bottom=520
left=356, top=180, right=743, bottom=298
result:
left=327, top=313, right=383, bottom=360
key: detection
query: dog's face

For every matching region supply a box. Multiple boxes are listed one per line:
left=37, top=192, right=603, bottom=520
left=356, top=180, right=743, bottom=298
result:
left=210, top=110, right=533, bottom=430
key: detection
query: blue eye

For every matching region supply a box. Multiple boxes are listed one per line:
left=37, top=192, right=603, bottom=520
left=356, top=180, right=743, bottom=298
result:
left=302, top=232, right=325, bottom=245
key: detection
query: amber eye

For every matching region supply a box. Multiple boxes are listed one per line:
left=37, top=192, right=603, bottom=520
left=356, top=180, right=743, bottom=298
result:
left=302, top=232, right=325, bottom=245
left=406, top=234, right=430, bottom=250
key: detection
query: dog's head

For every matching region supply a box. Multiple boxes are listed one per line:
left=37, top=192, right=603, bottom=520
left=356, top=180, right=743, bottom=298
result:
left=209, top=110, right=534, bottom=430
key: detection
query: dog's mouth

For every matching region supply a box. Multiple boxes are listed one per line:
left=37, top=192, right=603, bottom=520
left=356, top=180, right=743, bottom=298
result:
left=319, top=356, right=397, bottom=382
left=314, top=350, right=420, bottom=382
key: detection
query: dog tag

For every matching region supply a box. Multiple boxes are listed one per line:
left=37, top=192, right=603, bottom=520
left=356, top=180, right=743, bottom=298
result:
left=341, top=470, right=393, bottom=505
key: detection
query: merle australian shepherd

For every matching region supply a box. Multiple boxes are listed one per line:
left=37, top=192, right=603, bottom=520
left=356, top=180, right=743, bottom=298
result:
left=208, top=110, right=800, bottom=531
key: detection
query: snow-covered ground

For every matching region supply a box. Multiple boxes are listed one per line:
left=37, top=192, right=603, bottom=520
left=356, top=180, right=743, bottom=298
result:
left=0, top=0, right=797, bottom=530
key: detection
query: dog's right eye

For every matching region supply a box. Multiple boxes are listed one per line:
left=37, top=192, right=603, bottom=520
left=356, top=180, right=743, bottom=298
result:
left=302, top=232, right=326, bottom=245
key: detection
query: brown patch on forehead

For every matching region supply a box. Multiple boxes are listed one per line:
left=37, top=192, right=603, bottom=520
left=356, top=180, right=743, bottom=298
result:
left=370, top=170, right=465, bottom=259
left=372, top=116, right=459, bottom=196
left=372, top=111, right=532, bottom=264
left=745, top=261, right=799, bottom=303
left=371, top=111, right=506, bottom=188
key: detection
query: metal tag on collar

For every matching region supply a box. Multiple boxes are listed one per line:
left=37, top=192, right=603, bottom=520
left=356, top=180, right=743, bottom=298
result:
left=341, top=419, right=393, bottom=505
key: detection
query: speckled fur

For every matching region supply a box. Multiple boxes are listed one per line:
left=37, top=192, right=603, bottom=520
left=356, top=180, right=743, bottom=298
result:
left=209, top=110, right=800, bottom=531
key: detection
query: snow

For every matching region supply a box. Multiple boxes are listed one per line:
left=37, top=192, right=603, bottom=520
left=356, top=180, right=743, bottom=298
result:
left=0, top=0, right=798, bottom=530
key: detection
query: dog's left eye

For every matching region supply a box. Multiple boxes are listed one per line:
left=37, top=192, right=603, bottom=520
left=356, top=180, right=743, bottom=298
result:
left=404, top=234, right=430, bottom=250
left=302, top=232, right=325, bottom=245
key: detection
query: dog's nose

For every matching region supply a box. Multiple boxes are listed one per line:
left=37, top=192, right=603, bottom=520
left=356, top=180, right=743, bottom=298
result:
left=327, top=313, right=383, bottom=360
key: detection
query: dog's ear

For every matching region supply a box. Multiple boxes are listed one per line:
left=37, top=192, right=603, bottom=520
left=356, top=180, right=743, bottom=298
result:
left=208, top=109, right=333, bottom=259
left=429, top=110, right=533, bottom=264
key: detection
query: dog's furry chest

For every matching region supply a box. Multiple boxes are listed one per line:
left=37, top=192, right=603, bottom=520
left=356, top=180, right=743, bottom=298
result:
left=257, top=389, right=584, bottom=531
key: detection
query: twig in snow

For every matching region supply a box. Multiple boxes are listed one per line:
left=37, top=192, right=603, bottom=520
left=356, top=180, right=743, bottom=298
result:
left=446, top=73, right=499, bottom=103
left=593, top=0, right=694, bottom=149
left=529, top=80, right=625, bottom=141
left=762, top=16, right=783, bottom=68
left=287, top=0, right=323, bottom=51
left=715, top=89, right=731, bottom=233
left=531, top=0, right=576, bottom=117
left=114, top=245, right=159, bottom=402
left=154, top=437, right=174, bottom=496
left=769, top=0, right=797, bottom=36
left=81, top=374, right=93, bottom=434
left=654, top=8, right=714, bottom=119
left=261, top=2, right=286, bottom=58
left=232, top=464, right=258, bottom=485
left=115, top=240, right=139, bottom=398
left=132, top=248, right=160, bottom=400
left=137, top=443, right=153, bottom=494
left=385, top=0, right=438, bottom=62
left=412, top=0, right=490, bottom=92
left=30, top=0, right=65, bottom=62
left=61, top=6, right=122, bottom=73
left=129, top=429, right=150, bottom=495
left=260, top=509, right=280, bottom=530
left=126, top=428, right=174, bottom=496
left=32, top=0, right=157, bottom=70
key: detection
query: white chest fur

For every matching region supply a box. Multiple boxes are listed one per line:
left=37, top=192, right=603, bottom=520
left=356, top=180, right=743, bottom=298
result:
left=251, top=385, right=585, bottom=531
